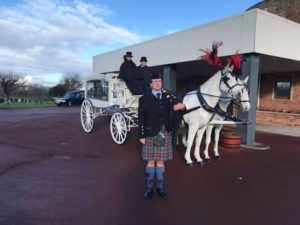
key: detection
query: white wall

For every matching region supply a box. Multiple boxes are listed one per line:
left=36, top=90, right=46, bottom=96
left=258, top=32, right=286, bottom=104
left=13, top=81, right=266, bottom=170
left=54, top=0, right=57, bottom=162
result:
left=93, top=10, right=258, bottom=74
left=255, top=10, right=300, bottom=61
left=93, top=8, right=300, bottom=74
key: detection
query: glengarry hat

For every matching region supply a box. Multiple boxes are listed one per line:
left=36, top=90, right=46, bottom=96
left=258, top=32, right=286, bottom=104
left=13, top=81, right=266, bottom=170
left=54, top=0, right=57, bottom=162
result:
left=150, top=73, right=162, bottom=80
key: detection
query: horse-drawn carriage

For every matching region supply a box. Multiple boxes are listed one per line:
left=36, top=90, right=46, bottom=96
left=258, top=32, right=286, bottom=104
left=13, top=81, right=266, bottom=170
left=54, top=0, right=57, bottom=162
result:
left=80, top=73, right=141, bottom=144
left=80, top=42, right=251, bottom=166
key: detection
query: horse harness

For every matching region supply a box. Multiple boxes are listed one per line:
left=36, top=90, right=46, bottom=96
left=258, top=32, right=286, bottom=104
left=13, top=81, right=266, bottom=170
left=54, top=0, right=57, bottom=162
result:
left=183, top=70, right=250, bottom=123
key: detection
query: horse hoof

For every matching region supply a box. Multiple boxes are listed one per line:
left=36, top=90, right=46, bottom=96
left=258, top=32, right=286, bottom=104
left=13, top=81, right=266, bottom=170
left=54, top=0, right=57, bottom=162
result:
left=204, top=158, right=211, bottom=163
left=186, top=163, right=193, bottom=168
left=197, top=161, right=204, bottom=166
left=214, top=155, right=221, bottom=160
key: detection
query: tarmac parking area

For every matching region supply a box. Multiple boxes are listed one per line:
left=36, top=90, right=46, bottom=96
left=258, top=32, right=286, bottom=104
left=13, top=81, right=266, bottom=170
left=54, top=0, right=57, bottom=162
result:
left=0, top=107, right=299, bottom=225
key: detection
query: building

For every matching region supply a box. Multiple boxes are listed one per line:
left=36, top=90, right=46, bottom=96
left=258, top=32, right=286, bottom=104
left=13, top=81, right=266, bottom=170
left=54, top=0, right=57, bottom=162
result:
left=248, top=0, right=300, bottom=24
left=247, top=0, right=300, bottom=126
left=92, top=8, right=300, bottom=146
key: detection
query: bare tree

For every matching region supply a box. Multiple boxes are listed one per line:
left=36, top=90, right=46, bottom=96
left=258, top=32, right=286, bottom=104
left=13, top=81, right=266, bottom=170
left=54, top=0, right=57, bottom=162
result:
left=62, top=72, right=82, bottom=92
left=29, top=84, right=49, bottom=103
left=0, top=72, right=25, bottom=104
left=0, top=82, right=3, bottom=97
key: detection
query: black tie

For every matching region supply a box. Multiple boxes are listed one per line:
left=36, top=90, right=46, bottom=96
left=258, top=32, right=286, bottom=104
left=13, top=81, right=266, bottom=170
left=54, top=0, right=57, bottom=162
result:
left=156, top=93, right=161, bottom=99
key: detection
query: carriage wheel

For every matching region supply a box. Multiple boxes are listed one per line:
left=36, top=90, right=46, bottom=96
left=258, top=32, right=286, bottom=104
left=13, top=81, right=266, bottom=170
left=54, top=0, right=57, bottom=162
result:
left=81, top=99, right=95, bottom=133
left=110, top=112, right=128, bottom=144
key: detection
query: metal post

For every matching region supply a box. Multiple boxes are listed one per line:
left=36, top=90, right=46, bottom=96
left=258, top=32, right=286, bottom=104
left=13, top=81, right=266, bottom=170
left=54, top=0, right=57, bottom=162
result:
left=163, top=65, right=177, bottom=92
left=237, top=54, right=260, bottom=146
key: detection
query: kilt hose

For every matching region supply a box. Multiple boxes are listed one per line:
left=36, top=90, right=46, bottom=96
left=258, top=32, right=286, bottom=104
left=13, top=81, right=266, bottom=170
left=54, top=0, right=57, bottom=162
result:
left=142, top=130, right=173, bottom=161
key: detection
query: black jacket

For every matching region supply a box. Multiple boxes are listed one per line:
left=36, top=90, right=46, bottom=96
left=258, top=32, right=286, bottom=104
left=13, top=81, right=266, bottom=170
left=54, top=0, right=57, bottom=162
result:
left=119, top=59, right=137, bottom=81
left=119, top=59, right=139, bottom=94
left=138, top=90, right=177, bottom=139
left=136, top=65, right=152, bottom=95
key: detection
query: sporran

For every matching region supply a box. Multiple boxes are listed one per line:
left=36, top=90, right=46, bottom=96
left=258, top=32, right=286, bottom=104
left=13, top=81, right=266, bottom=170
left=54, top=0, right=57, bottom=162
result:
left=153, top=131, right=166, bottom=147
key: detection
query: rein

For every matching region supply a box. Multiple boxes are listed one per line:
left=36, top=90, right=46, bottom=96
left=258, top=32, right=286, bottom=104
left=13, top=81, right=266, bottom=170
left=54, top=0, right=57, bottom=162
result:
left=184, top=91, right=232, bottom=100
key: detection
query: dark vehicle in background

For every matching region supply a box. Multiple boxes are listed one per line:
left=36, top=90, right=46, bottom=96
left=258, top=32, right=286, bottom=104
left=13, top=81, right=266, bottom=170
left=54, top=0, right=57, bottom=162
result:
left=55, top=90, right=84, bottom=106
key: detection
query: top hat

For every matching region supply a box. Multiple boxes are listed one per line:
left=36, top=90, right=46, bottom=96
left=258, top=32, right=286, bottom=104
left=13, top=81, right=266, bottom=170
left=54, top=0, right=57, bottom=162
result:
left=140, top=56, right=148, bottom=62
left=124, top=51, right=133, bottom=57
left=150, top=73, right=162, bottom=80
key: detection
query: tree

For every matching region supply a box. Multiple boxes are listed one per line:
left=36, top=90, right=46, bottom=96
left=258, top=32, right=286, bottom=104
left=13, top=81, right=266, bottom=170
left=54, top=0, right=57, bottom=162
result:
left=49, top=84, right=66, bottom=97
left=62, top=72, right=82, bottom=92
left=0, top=72, right=25, bottom=104
left=26, top=84, right=50, bottom=103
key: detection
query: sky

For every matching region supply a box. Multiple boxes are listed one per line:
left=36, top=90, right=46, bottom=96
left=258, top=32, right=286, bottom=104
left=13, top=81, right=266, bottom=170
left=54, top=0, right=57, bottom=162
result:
left=0, top=0, right=262, bottom=86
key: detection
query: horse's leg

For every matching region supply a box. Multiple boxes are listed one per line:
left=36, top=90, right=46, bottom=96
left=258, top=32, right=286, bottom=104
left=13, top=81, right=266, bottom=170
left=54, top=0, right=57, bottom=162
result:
left=194, top=127, right=206, bottom=165
left=213, top=125, right=223, bottom=160
left=203, top=125, right=214, bottom=162
left=182, top=128, right=187, bottom=147
left=178, top=120, right=187, bottom=147
left=184, top=125, right=198, bottom=166
left=176, top=129, right=179, bottom=145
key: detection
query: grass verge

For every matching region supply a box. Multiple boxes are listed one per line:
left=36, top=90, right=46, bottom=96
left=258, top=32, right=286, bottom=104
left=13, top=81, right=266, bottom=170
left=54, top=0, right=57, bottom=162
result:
left=0, top=102, right=55, bottom=109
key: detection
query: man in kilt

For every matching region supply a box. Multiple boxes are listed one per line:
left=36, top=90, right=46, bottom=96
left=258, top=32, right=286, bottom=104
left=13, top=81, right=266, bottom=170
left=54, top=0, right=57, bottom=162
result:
left=138, top=73, right=185, bottom=200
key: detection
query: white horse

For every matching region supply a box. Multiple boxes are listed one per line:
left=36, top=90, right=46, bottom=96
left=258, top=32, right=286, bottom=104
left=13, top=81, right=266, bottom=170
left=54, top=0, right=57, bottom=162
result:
left=201, top=77, right=250, bottom=162
left=182, top=65, right=251, bottom=166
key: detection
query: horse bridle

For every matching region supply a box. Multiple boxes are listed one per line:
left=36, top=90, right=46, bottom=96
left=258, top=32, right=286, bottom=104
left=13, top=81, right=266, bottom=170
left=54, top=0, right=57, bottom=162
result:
left=220, top=71, right=239, bottom=95
left=220, top=71, right=250, bottom=103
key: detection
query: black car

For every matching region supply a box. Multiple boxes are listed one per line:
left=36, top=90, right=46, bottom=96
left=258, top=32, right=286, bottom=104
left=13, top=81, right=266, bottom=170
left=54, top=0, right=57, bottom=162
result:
left=55, top=90, right=84, bottom=106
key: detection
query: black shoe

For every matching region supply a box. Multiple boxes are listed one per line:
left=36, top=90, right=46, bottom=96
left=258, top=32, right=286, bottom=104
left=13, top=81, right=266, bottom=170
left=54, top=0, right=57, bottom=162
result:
left=156, top=188, right=168, bottom=199
left=144, top=188, right=153, bottom=200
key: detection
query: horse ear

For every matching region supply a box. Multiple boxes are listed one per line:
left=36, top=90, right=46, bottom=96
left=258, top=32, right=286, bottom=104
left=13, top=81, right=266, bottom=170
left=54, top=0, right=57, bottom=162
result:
left=222, top=64, right=229, bottom=73
left=244, top=76, right=249, bottom=84
left=229, top=65, right=234, bottom=72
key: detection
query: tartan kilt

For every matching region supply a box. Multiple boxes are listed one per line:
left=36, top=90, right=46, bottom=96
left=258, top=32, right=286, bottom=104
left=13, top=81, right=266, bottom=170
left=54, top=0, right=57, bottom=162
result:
left=142, top=130, right=173, bottom=161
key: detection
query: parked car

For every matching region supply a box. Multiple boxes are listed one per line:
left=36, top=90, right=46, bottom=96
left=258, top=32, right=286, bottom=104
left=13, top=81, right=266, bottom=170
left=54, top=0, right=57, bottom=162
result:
left=55, top=90, right=84, bottom=106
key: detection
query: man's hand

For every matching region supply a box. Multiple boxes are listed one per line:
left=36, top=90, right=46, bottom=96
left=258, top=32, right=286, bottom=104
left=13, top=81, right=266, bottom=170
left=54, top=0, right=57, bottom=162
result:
left=140, top=138, right=145, bottom=144
left=173, top=103, right=185, bottom=111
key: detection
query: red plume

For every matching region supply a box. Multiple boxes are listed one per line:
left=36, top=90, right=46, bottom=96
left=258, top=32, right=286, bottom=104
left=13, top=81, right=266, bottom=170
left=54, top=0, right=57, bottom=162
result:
left=227, top=52, right=242, bottom=69
left=198, top=41, right=223, bottom=67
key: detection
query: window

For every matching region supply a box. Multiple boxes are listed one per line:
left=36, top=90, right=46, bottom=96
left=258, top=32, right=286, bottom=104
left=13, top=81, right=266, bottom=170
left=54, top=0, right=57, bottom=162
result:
left=87, top=80, right=109, bottom=101
left=74, top=93, right=80, bottom=99
left=274, top=76, right=292, bottom=100
left=79, top=91, right=84, bottom=98
left=74, top=91, right=84, bottom=99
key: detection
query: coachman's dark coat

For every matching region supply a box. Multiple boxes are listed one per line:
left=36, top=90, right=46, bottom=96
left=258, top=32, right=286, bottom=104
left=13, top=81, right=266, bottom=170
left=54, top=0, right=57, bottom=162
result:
left=119, top=59, right=139, bottom=94
left=138, top=90, right=178, bottom=139
left=136, top=65, right=152, bottom=95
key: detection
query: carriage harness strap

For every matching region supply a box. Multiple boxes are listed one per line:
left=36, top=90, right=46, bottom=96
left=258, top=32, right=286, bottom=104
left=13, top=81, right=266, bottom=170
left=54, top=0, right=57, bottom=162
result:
left=183, top=89, right=218, bottom=120
left=183, top=89, right=240, bottom=122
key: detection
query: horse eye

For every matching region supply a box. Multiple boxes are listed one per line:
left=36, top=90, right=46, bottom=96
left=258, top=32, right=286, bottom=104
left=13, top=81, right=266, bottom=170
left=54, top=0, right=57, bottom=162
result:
left=238, top=92, right=242, bottom=99
left=223, top=76, right=229, bottom=83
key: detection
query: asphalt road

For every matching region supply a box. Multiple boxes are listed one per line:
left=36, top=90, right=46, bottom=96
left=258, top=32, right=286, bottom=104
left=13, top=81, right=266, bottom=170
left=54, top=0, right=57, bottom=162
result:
left=0, top=106, right=299, bottom=225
